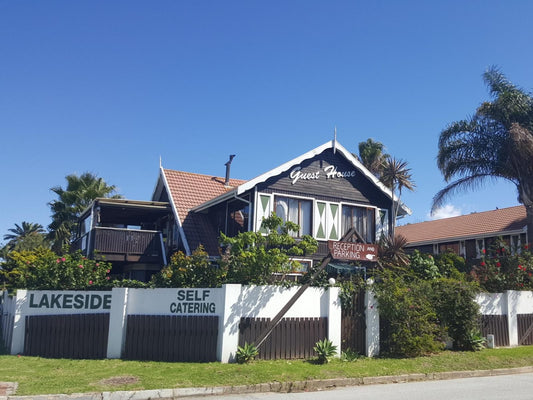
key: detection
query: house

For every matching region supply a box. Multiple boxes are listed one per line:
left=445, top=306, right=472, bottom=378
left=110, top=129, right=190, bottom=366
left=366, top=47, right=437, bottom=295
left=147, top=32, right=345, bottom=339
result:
left=74, top=140, right=409, bottom=280
left=151, top=140, right=409, bottom=273
left=396, top=205, right=528, bottom=265
left=72, top=198, right=174, bottom=281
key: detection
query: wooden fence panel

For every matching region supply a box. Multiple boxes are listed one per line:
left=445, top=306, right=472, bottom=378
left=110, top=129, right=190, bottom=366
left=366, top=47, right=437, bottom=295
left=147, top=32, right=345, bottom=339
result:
left=518, top=314, right=533, bottom=345
left=480, top=315, right=509, bottom=347
left=238, top=317, right=327, bottom=360
left=341, top=289, right=366, bottom=355
left=24, top=314, right=109, bottom=359
left=123, top=315, right=218, bottom=362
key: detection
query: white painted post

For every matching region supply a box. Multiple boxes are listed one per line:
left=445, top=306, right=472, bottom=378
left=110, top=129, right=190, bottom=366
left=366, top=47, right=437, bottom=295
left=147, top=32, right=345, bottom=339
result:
left=365, top=289, right=380, bottom=357
left=106, top=287, right=129, bottom=358
left=217, top=284, right=242, bottom=363
left=326, top=287, right=342, bottom=356
left=10, top=289, right=27, bottom=355
left=505, top=290, right=519, bottom=346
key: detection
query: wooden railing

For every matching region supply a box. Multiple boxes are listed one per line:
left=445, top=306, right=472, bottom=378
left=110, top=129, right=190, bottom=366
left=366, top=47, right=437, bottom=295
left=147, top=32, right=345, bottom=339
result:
left=73, top=227, right=165, bottom=264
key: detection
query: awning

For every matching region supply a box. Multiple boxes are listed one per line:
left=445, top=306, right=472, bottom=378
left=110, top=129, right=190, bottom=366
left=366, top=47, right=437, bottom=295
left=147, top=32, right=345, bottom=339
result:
left=327, top=263, right=367, bottom=279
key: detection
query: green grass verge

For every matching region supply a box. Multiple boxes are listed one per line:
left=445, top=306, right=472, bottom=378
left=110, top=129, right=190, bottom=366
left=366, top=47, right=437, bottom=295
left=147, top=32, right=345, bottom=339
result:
left=1, top=347, right=532, bottom=396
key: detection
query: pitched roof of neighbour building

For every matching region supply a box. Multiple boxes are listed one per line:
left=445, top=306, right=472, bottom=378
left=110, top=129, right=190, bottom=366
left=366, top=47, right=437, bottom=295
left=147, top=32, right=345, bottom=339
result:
left=396, top=205, right=527, bottom=246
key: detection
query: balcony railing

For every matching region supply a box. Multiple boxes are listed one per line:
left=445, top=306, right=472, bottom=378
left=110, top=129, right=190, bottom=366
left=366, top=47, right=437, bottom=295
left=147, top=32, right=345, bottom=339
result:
left=73, top=227, right=166, bottom=265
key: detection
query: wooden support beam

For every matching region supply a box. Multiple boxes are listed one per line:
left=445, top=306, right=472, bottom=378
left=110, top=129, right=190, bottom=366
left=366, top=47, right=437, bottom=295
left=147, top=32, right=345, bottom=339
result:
left=255, top=227, right=359, bottom=349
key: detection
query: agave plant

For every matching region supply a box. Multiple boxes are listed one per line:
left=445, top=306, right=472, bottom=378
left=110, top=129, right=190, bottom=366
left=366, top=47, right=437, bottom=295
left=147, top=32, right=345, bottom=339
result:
left=313, top=338, right=337, bottom=364
left=236, top=342, right=259, bottom=364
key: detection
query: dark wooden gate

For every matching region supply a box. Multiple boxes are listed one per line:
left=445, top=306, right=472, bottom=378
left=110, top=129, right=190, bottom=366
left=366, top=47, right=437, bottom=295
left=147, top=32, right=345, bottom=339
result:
left=518, top=314, right=533, bottom=345
left=239, top=317, right=327, bottom=360
left=341, top=289, right=366, bottom=354
left=480, top=315, right=509, bottom=347
left=24, top=314, right=109, bottom=359
left=123, top=315, right=218, bottom=362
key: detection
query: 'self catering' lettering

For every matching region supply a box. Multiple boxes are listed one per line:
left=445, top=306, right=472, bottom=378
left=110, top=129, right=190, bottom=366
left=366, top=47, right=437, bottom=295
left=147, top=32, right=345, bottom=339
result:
left=289, top=165, right=357, bottom=184
left=170, top=289, right=216, bottom=314
left=29, top=293, right=112, bottom=310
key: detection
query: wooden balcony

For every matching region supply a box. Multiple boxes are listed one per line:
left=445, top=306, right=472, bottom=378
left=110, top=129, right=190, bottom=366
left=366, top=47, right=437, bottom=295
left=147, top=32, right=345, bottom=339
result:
left=73, top=227, right=166, bottom=265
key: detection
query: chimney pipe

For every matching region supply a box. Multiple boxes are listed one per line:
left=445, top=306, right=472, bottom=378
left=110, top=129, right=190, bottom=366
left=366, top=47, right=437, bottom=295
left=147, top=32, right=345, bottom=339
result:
left=225, top=154, right=236, bottom=186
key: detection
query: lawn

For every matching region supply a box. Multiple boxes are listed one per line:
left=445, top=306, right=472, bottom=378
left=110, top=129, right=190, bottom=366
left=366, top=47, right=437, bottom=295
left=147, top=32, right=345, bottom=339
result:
left=1, top=346, right=532, bottom=395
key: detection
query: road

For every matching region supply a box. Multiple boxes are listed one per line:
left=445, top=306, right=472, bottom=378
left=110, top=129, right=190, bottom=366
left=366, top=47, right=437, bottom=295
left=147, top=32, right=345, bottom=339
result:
left=188, top=372, right=533, bottom=400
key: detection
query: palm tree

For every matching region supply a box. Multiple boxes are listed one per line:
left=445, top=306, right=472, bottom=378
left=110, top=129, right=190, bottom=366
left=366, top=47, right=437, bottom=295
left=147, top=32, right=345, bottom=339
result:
left=3, top=221, right=46, bottom=251
left=434, top=67, right=533, bottom=240
left=357, top=138, right=389, bottom=178
left=381, top=156, right=416, bottom=236
left=48, top=172, right=122, bottom=252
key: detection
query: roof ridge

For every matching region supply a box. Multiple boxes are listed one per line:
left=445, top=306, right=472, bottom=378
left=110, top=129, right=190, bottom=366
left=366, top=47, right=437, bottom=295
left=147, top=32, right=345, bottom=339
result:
left=163, top=168, right=247, bottom=183
left=399, top=205, right=524, bottom=227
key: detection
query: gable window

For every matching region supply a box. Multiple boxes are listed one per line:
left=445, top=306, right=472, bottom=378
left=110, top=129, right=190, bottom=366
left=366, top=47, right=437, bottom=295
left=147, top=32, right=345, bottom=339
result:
left=341, top=205, right=375, bottom=243
left=275, top=196, right=312, bottom=237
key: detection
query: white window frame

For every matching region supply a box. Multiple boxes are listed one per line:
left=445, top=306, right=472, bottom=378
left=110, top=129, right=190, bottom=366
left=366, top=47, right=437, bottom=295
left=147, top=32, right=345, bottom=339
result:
left=340, top=202, right=378, bottom=243
left=273, top=193, right=314, bottom=237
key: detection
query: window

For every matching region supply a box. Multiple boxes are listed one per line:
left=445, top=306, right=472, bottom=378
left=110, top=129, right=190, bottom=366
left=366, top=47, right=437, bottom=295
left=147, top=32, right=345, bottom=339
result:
left=275, top=196, right=312, bottom=237
left=341, top=205, right=375, bottom=243
left=476, top=239, right=486, bottom=258
left=511, top=235, right=522, bottom=255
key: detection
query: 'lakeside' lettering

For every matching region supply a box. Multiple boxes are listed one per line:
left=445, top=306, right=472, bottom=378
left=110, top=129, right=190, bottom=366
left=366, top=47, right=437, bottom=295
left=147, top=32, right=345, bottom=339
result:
left=29, top=293, right=112, bottom=310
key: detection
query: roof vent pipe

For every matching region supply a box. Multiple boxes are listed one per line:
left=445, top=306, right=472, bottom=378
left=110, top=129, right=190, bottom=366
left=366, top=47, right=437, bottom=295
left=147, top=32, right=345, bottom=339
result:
left=225, top=154, right=236, bottom=186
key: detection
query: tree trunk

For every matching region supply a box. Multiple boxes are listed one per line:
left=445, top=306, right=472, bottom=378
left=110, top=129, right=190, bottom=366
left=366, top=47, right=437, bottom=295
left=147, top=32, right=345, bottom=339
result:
left=525, top=203, right=533, bottom=247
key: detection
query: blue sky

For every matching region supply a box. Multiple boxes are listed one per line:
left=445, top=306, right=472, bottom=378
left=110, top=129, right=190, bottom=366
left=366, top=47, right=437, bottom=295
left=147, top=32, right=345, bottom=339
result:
left=1, top=1, right=532, bottom=243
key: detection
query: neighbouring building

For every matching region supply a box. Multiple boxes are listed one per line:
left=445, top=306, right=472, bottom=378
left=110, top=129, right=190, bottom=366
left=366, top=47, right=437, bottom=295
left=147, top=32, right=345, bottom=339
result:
left=396, top=205, right=529, bottom=266
left=74, top=140, right=410, bottom=280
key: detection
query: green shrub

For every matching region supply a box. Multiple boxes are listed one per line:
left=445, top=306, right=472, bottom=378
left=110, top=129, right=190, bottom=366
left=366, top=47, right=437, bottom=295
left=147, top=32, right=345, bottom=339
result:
left=464, top=330, right=487, bottom=351
left=313, top=338, right=337, bottom=364
left=1, top=248, right=113, bottom=291
left=409, top=250, right=440, bottom=280
left=434, top=250, right=467, bottom=276
left=374, top=271, right=445, bottom=357
left=236, top=342, right=259, bottom=364
left=430, top=278, right=480, bottom=350
left=340, top=348, right=362, bottom=362
left=151, top=246, right=225, bottom=288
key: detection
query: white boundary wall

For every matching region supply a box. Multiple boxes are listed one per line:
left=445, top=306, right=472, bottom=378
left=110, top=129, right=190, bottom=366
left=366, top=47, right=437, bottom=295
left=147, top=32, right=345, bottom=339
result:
left=477, top=290, right=533, bottom=346
left=3, top=285, right=341, bottom=363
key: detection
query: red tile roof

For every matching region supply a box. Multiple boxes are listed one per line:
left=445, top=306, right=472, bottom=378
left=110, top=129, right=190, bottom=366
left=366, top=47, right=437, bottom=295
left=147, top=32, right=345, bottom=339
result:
left=396, top=205, right=526, bottom=245
left=162, top=169, right=247, bottom=254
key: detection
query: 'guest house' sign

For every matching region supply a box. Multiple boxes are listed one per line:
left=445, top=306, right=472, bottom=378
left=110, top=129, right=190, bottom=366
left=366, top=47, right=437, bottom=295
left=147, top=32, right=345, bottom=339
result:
left=289, top=165, right=357, bottom=185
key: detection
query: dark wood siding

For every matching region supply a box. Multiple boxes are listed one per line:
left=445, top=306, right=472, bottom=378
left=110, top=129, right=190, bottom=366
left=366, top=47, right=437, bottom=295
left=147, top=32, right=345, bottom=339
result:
left=255, top=149, right=391, bottom=209
left=24, top=314, right=109, bottom=359
left=480, top=315, right=509, bottom=347
left=123, top=315, right=218, bottom=362
left=239, top=317, right=327, bottom=360
left=341, top=289, right=366, bottom=354
left=518, top=314, right=533, bottom=345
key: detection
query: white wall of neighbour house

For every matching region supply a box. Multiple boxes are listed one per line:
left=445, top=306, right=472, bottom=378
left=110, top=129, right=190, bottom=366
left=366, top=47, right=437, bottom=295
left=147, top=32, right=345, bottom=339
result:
left=476, top=290, right=533, bottom=346
left=6, top=285, right=341, bottom=363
